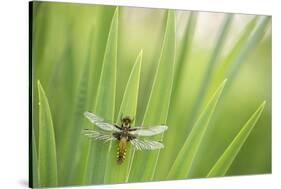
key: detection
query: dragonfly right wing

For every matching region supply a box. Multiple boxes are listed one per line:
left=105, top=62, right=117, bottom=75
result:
left=130, top=138, right=164, bottom=150
left=130, top=125, right=168, bottom=137
left=82, top=129, right=117, bottom=142
left=84, top=112, right=120, bottom=132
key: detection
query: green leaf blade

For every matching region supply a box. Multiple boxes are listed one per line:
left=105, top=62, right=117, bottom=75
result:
left=173, top=12, right=197, bottom=91
left=155, top=12, right=198, bottom=179
left=167, top=79, right=227, bottom=179
left=37, top=80, right=58, bottom=187
left=31, top=126, right=39, bottom=187
left=216, top=16, right=271, bottom=97
left=207, top=101, right=266, bottom=177
left=83, top=7, right=118, bottom=184
left=128, top=10, right=176, bottom=182
left=208, top=16, right=258, bottom=95
left=183, top=17, right=270, bottom=178
left=104, top=50, right=143, bottom=183
left=187, top=15, right=233, bottom=128
left=63, top=60, right=91, bottom=184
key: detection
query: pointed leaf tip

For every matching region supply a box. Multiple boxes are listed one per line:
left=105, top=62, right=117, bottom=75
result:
left=207, top=101, right=266, bottom=177
left=167, top=79, right=227, bottom=179
left=139, top=49, right=143, bottom=57
left=37, top=81, right=58, bottom=187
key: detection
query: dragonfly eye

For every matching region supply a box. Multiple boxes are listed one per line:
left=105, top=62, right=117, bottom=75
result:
left=122, top=117, right=132, bottom=124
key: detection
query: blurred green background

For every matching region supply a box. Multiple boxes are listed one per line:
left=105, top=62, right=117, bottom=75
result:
left=31, top=1, right=271, bottom=187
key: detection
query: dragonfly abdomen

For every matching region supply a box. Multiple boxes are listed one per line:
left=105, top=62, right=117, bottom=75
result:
left=117, top=137, right=127, bottom=164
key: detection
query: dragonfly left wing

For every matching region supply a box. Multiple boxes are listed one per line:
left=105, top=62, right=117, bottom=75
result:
left=131, top=138, right=164, bottom=150
left=130, top=125, right=168, bottom=137
left=84, top=112, right=120, bottom=132
left=82, top=129, right=116, bottom=142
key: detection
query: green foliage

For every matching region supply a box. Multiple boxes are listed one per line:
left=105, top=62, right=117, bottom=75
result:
left=129, top=10, right=176, bottom=182
left=168, top=79, right=227, bottom=179
left=31, top=127, right=39, bottom=187
left=186, top=15, right=233, bottom=127
left=37, top=81, right=58, bottom=187
left=31, top=2, right=271, bottom=187
left=83, top=7, right=118, bottom=184
left=105, top=50, right=143, bottom=183
left=155, top=12, right=198, bottom=179
left=207, top=101, right=266, bottom=177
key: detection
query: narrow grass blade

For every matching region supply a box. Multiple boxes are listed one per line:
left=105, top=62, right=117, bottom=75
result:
left=66, top=7, right=116, bottom=185
left=88, top=6, right=116, bottom=108
left=155, top=12, right=198, bottom=179
left=187, top=15, right=233, bottom=127
left=184, top=17, right=270, bottom=178
left=83, top=7, right=118, bottom=184
left=208, top=17, right=270, bottom=103
left=31, top=126, right=39, bottom=187
left=37, top=80, right=58, bottom=187
left=49, top=37, right=75, bottom=184
left=173, top=12, right=197, bottom=93
left=224, top=17, right=271, bottom=91
left=63, top=60, right=91, bottom=184
left=128, top=10, right=176, bottom=182
left=207, top=101, right=266, bottom=177
left=219, top=17, right=258, bottom=72
left=104, top=50, right=143, bottom=183
left=208, top=17, right=258, bottom=92
left=167, top=79, right=227, bottom=179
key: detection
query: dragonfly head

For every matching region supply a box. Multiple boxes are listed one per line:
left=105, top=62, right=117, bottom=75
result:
left=121, top=116, right=134, bottom=128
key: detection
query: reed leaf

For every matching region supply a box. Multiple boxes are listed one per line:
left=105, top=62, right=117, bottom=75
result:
left=37, top=80, right=58, bottom=187
left=207, top=101, right=266, bottom=177
left=168, top=79, right=227, bottom=179
left=104, top=50, right=143, bottom=183
left=128, top=10, right=176, bottom=182
left=83, top=7, right=118, bottom=184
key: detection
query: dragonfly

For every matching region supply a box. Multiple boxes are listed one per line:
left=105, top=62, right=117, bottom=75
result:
left=82, top=112, right=168, bottom=164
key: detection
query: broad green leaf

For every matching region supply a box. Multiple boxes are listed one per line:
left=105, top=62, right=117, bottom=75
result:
left=207, top=101, right=266, bottom=177
left=37, top=80, right=58, bottom=187
left=83, top=7, right=118, bottom=184
left=104, top=50, right=143, bottom=183
left=167, top=79, right=227, bottom=179
left=128, top=10, right=176, bottom=182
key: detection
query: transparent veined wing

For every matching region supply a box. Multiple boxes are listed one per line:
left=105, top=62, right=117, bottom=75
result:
left=130, top=125, right=168, bottom=136
left=82, top=129, right=117, bottom=142
left=84, top=112, right=120, bottom=132
left=130, top=138, right=164, bottom=150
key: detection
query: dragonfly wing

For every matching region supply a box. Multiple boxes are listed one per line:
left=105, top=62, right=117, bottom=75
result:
left=130, top=138, right=164, bottom=150
left=82, top=129, right=117, bottom=142
left=84, top=112, right=120, bottom=132
left=130, top=125, right=168, bottom=136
